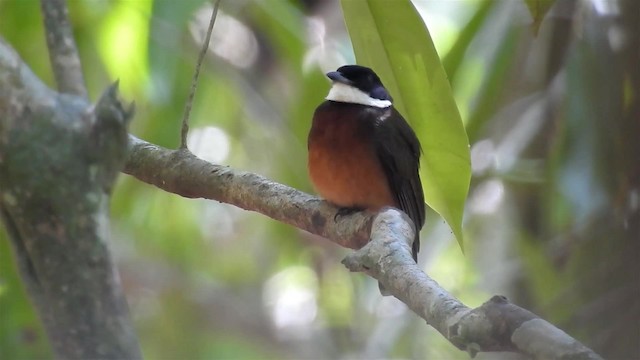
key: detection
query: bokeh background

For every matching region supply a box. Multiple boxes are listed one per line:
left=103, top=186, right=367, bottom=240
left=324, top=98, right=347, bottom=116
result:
left=1, top=0, right=638, bottom=359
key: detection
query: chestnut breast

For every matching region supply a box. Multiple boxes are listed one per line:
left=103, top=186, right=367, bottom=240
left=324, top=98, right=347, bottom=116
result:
left=308, top=102, right=396, bottom=210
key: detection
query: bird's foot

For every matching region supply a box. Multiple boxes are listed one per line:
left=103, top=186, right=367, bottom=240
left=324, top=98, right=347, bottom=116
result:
left=334, top=207, right=364, bottom=222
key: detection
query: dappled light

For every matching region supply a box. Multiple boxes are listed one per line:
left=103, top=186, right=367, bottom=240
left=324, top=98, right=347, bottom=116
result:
left=263, top=266, right=318, bottom=339
left=187, top=126, right=231, bottom=164
left=98, top=0, right=152, bottom=97
left=190, top=5, right=258, bottom=69
left=0, top=0, right=637, bottom=359
left=469, top=179, right=505, bottom=215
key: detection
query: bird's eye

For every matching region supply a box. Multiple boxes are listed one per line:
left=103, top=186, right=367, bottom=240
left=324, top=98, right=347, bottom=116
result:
left=370, top=86, right=391, bottom=101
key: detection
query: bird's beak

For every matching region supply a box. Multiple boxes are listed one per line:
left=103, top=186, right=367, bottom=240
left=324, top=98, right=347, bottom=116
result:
left=326, top=71, right=352, bottom=85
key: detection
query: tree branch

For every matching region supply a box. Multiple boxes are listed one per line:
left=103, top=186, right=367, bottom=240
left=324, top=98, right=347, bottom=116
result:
left=40, top=0, right=87, bottom=97
left=124, top=135, right=372, bottom=249
left=123, top=135, right=603, bottom=359
left=344, top=209, right=603, bottom=359
left=0, top=37, right=140, bottom=359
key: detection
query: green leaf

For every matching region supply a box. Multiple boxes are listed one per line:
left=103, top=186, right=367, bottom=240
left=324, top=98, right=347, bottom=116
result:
left=524, top=0, right=556, bottom=34
left=340, top=0, right=470, bottom=251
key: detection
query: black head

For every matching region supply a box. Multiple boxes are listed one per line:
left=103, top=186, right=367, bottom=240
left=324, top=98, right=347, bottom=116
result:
left=326, top=65, right=392, bottom=101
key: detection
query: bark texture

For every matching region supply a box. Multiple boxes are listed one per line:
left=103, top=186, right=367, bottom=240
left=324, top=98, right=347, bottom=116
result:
left=0, top=38, right=141, bottom=359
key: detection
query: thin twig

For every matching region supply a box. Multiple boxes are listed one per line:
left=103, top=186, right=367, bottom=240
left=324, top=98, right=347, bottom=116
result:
left=180, top=0, right=221, bottom=149
left=40, top=0, right=87, bottom=98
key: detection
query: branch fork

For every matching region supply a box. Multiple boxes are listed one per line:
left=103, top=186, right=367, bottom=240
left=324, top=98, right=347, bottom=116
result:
left=342, top=208, right=415, bottom=276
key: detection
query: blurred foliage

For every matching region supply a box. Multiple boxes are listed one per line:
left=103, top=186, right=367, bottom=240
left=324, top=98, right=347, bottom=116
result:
left=0, top=0, right=638, bottom=359
left=524, top=0, right=556, bottom=33
left=0, top=232, right=50, bottom=359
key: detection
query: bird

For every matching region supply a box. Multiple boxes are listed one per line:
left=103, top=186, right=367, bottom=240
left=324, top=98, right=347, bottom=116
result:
left=307, top=65, right=425, bottom=261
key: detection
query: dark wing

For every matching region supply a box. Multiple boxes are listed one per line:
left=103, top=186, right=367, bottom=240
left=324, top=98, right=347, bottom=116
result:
left=371, top=107, right=426, bottom=260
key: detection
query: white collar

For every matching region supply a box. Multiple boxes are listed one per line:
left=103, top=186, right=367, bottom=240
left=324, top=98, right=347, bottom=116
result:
left=325, top=82, right=392, bottom=108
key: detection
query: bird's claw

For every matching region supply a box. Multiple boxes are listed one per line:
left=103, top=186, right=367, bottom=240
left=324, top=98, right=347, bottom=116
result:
left=334, top=207, right=364, bottom=222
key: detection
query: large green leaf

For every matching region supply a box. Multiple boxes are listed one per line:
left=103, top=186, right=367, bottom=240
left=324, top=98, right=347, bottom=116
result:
left=340, top=0, right=470, bottom=251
